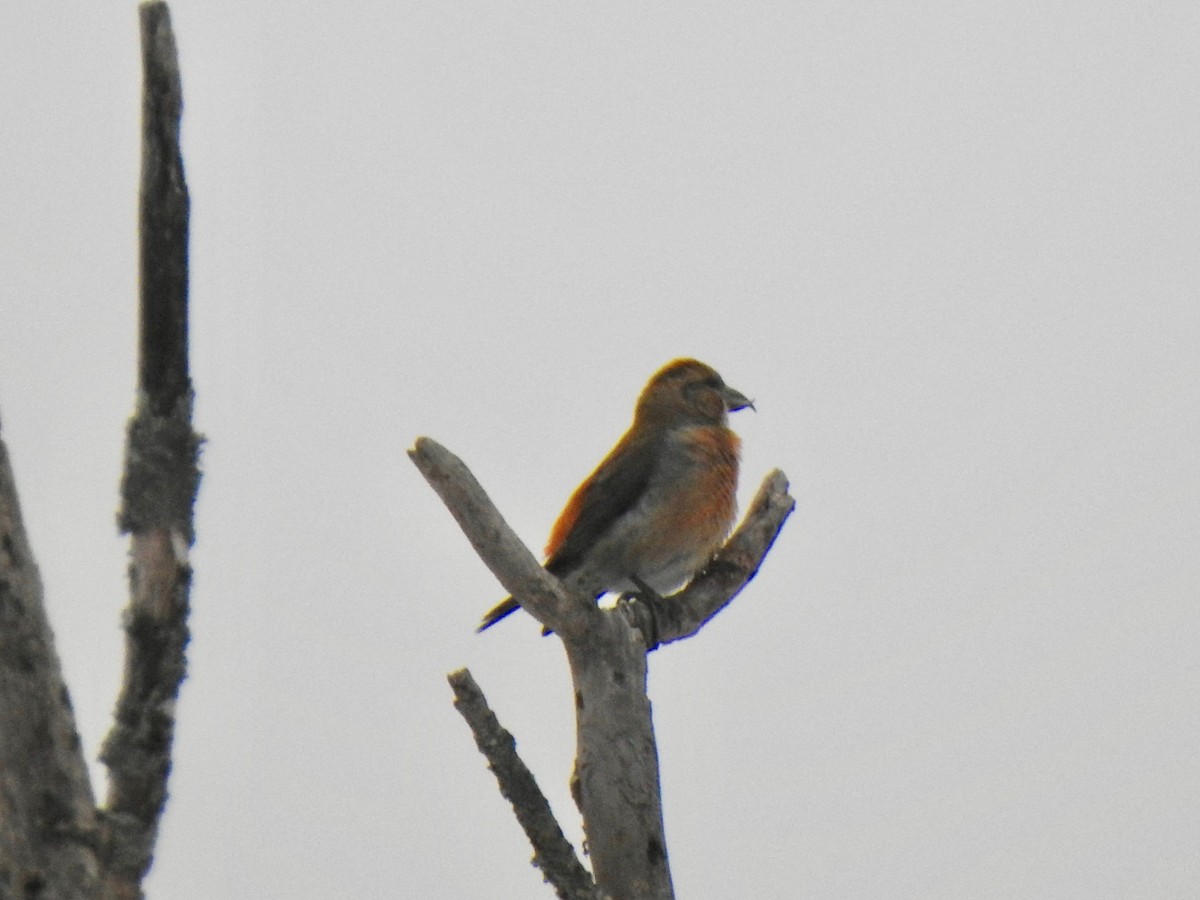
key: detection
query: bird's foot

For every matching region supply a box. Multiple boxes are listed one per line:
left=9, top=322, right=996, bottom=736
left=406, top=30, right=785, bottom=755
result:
left=628, top=576, right=663, bottom=650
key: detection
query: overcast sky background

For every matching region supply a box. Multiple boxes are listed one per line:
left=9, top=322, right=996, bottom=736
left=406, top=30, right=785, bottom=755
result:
left=2, top=2, right=1198, bottom=898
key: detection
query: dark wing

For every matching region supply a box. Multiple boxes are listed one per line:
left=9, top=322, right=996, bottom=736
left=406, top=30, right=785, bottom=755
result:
left=543, top=429, right=660, bottom=579
left=477, top=428, right=660, bottom=632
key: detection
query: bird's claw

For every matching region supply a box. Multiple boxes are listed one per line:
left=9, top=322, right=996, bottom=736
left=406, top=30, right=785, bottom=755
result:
left=627, top=576, right=663, bottom=650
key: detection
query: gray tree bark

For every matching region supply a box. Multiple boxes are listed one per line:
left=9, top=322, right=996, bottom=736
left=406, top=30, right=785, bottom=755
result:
left=0, top=437, right=102, bottom=899
left=449, top=669, right=601, bottom=900
left=0, top=5, right=198, bottom=898
left=100, top=5, right=199, bottom=895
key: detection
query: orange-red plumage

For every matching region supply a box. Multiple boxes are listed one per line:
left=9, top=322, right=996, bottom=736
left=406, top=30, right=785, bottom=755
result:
left=477, top=358, right=752, bottom=632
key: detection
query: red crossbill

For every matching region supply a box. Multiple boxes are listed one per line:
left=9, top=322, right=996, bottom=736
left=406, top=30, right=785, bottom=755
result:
left=477, top=358, right=753, bottom=632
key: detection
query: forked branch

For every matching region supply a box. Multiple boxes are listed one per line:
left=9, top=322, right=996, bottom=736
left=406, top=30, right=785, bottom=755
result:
left=99, top=4, right=201, bottom=896
left=413, top=435, right=794, bottom=900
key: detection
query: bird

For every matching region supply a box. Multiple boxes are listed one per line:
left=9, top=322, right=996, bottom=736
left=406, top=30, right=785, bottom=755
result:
left=477, top=358, right=753, bottom=632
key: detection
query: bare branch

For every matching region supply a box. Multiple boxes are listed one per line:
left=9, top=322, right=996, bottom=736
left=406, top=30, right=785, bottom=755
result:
left=0, top=430, right=102, bottom=898
left=134, top=0, right=190, bottom=423
left=408, top=437, right=599, bottom=639
left=449, top=669, right=601, bottom=900
left=99, top=4, right=200, bottom=894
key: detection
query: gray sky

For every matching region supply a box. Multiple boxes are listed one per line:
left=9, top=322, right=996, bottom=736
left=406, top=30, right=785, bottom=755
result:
left=2, top=2, right=1198, bottom=897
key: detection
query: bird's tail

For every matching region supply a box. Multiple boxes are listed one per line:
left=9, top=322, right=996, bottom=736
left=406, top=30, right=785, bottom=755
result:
left=476, top=596, right=521, bottom=632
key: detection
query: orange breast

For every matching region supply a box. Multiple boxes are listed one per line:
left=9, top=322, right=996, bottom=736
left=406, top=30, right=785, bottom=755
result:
left=644, top=426, right=740, bottom=562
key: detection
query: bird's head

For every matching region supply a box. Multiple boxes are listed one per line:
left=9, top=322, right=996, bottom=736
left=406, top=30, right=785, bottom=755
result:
left=635, top=358, right=754, bottom=427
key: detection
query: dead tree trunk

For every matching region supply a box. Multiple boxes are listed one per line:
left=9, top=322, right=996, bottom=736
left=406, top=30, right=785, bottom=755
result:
left=411, top=438, right=793, bottom=899
left=99, top=3, right=199, bottom=895
left=0, top=437, right=102, bottom=899
left=0, top=4, right=199, bottom=897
